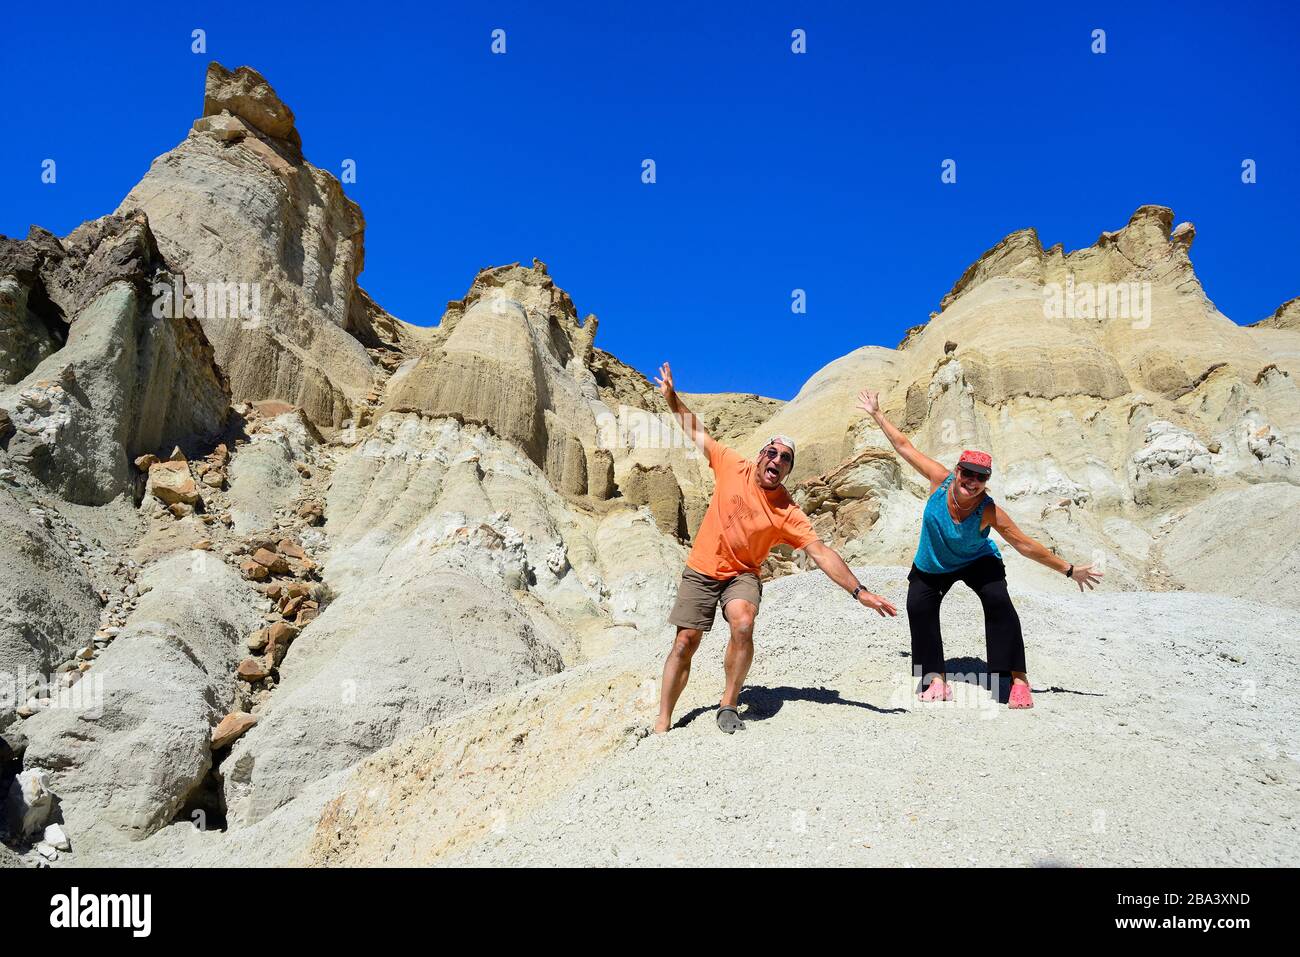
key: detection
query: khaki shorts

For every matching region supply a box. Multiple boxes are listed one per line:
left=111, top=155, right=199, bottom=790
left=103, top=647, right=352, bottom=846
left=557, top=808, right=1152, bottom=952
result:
left=668, top=566, right=762, bottom=633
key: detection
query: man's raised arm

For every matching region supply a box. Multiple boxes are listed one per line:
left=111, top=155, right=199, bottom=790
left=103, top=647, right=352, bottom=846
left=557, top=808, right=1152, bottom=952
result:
left=656, top=362, right=716, bottom=458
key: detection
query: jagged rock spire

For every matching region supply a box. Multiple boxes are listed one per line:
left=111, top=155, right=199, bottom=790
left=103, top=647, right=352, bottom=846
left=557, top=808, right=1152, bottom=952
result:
left=201, top=62, right=302, bottom=152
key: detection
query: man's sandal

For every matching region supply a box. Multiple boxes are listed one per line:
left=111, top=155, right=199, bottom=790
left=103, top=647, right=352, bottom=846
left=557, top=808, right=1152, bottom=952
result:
left=716, top=706, right=744, bottom=734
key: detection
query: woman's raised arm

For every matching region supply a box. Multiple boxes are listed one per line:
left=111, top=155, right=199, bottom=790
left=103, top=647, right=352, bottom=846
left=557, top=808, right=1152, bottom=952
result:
left=856, top=389, right=950, bottom=489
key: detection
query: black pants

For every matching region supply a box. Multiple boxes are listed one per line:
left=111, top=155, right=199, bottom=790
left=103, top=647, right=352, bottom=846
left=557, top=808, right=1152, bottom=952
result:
left=906, top=556, right=1026, bottom=685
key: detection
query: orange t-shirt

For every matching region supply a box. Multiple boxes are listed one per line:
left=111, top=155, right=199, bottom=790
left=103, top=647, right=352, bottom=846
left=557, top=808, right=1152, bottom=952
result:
left=685, top=443, right=820, bottom=580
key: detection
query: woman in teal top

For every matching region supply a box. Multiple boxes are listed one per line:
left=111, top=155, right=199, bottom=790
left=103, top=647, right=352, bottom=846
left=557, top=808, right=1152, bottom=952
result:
left=857, top=389, right=1103, bottom=708
left=913, top=471, right=1002, bottom=573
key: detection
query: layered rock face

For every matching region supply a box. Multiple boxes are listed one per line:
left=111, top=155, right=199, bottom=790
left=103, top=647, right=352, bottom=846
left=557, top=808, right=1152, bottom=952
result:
left=677, top=391, right=785, bottom=446
left=0, top=486, right=101, bottom=682
left=741, top=206, right=1300, bottom=596
left=380, top=261, right=736, bottom=539
left=2, top=208, right=232, bottom=733
left=383, top=262, right=604, bottom=494
left=0, top=213, right=231, bottom=505
left=1, top=64, right=695, bottom=862
left=117, top=62, right=410, bottom=431
left=1251, top=296, right=1300, bottom=333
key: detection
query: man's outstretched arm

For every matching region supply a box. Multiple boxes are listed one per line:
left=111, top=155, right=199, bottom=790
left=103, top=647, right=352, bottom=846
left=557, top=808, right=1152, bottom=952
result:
left=803, top=541, right=899, bottom=617
left=656, top=362, right=716, bottom=458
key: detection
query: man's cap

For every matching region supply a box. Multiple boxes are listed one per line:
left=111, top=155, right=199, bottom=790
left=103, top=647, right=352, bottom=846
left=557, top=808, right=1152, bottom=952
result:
left=764, top=435, right=797, bottom=461
left=957, top=449, right=992, bottom=476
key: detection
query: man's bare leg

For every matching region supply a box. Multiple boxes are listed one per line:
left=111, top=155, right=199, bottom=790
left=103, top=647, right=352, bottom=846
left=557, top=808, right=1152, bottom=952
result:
left=654, top=627, right=703, bottom=733
left=719, top=600, right=757, bottom=709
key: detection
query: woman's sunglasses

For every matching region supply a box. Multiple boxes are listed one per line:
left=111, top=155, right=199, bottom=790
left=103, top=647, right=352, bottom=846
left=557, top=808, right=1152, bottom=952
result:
left=761, top=447, right=794, bottom=467
left=957, top=467, right=988, bottom=482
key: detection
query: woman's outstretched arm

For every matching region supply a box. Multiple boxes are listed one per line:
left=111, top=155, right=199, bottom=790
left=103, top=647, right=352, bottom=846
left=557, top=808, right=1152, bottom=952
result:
left=986, top=502, right=1104, bottom=591
left=857, top=389, right=950, bottom=489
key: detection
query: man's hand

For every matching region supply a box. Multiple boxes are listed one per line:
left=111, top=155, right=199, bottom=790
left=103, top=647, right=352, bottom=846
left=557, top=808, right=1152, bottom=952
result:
left=857, top=590, right=898, bottom=617
left=855, top=389, right=881, bottom=417
left=1070, top=563, right=1104, bottom=592
left=655, top=362, right=714, bottom=456
left=805, top=541, right=899, bottom=617
left=655, top=362, right=676, bottom=403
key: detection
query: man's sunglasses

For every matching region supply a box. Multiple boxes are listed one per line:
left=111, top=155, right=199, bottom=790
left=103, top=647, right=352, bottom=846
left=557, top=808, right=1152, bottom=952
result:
left=957, top=467, right=988, bottom=482
left=761, top=447, right=794, bottom=467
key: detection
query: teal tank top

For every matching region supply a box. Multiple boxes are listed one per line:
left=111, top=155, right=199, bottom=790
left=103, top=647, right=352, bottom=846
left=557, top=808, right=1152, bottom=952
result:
left=913, top=473, right=1001, bottom=574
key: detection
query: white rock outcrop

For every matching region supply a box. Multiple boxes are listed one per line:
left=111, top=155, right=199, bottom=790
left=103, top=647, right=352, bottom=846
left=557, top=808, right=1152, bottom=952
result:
left=20, top=551, right=261, bottom=843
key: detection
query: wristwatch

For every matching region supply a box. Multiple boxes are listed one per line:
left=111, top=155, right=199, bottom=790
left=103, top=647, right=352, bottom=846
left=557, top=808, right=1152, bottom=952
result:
left=1065, top=564, right=1074, bottom=578
left=851, top=585, right=864, bottom=600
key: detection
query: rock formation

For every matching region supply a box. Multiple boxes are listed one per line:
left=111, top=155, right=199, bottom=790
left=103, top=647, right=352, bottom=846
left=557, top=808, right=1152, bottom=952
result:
left=117, top=62, right=414, bottom=431
left=383, top=262, right=601, bottom=493
left=19, top=551, right=261, bottom=842
left=732, top=205, right=1300, bottom=597
left=0, top=213, right=231, bottom=505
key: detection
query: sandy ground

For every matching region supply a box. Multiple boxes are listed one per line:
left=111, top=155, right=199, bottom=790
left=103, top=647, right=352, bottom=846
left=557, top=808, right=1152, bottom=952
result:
left=444, top=567, right=1300, bottom=867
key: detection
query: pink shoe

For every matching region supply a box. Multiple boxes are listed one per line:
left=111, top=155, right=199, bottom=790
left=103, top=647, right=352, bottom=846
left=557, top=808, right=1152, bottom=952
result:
left=919, top=680, right=953, bottom=702
left=1008, top=683, right=1034, bottom=709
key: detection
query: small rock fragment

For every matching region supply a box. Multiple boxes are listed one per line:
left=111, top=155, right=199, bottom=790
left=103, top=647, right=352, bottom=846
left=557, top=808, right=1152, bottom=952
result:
left=236, top=657, right=270, bottom=682
left=211, top=711, right=258, bottom=750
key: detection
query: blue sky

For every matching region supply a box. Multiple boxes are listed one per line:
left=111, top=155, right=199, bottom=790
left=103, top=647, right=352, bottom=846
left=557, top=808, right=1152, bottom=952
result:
left=4, top=1, right=1298, bottom=399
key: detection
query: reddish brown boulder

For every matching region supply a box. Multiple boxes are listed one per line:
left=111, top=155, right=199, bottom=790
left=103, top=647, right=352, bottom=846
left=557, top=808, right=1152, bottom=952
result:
left=239, top=560, right=269, bottom=581
left=277, top=540, right=307, bottom=560
left=148, top=460, right=200, bottom=506
left=237, top=657, right=269, bottom=682
left=251, top=548, right=289, bottom=574
left=212, top=711, right=258, bottom=749
left=265, top=621, right=300, bottom=665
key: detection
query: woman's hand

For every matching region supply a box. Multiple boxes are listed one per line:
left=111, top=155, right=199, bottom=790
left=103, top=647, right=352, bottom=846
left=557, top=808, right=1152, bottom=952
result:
left=856, top=389, right=881, bottom=417
left=1070, top=563, right=1104, bottom=592
left=856, top=388, right=950, bottom=486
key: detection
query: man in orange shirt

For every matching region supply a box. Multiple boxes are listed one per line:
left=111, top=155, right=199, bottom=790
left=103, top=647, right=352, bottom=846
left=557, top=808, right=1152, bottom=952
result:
left=652, top=363, right=898, bottom=734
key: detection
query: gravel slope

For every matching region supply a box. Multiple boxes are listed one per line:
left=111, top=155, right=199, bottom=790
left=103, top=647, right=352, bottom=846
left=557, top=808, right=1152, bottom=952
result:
left=447, top=566, right=1300, bottom=867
